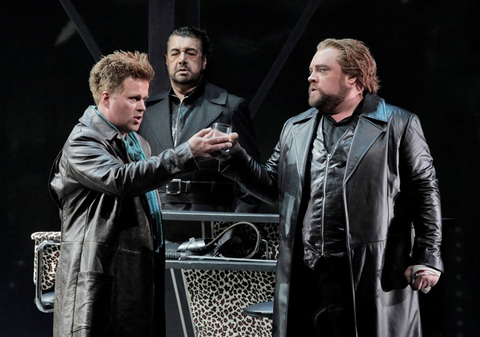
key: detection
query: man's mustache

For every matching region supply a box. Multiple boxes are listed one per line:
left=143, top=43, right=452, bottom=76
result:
left=175, top=66, right=191, bottom=73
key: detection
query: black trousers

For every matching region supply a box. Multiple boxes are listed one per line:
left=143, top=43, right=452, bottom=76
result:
left=288, top=256, right=355, bottom=337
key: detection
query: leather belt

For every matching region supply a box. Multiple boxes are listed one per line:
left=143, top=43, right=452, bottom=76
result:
left=163, top=179, right=233, bottom=195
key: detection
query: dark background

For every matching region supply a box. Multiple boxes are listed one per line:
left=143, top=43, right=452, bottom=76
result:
left=1, top=0, right=479, bottom=336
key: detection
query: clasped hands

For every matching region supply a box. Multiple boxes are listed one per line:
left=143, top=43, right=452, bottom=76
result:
left=187, top=128, right=239, bottom=159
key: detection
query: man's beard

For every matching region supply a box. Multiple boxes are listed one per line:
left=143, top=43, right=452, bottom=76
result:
left=308, top=84, right=349, bottom=113
left=171, top=74, right=202, bottom=87
left=170, top=68, right=204, bottom=87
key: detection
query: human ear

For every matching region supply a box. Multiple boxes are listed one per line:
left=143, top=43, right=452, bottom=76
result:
left=347, top=76, right=357, bottom=85
left=101, top=91, right=110, bottom=108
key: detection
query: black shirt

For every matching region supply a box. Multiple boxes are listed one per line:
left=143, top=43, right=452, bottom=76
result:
left=322, top=100, right=363, bottom=153
left=169, top=84, right=205, bottom=146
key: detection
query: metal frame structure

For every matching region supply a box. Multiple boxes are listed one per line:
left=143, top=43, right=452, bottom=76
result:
left=34, top=240, right=61, bottom=313
left=57, top=0, right=322, bottom=116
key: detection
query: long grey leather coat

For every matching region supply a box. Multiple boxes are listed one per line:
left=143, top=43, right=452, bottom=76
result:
left=49, top=106, right=199, bottom=337
left=222, top=94, right=443, bottom=337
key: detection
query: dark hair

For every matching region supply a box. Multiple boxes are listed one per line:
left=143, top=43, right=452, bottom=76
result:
left=167, top=26, right=213, bottom=78
left=317, top=38, right=380, bottom=94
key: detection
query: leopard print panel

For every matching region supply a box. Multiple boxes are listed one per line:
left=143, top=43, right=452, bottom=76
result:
left=31, top=231, right=61, bottom=290
left=30, top=222, right=280, bottom=336
left=184, top=269, right=275, bottom=336
left=183, top=222, right=279, bottom=337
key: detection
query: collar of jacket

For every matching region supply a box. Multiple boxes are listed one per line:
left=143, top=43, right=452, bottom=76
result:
left=146, top=82, right=228, bottom=107
left=359, top=93, right=389, bottom=123
left=288, top=93, right=390, bottom=187
left=79, top=106, right=124, bottom=142
left=291, top=93, right=389, bottom=126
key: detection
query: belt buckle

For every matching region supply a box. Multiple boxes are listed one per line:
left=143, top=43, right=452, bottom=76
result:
left=166, top=179, right=182, bottom=195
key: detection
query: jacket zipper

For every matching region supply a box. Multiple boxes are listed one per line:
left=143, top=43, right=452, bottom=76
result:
left=320, top=153, right=332, bottom=257
left=173, top=101, right=185, bottom=147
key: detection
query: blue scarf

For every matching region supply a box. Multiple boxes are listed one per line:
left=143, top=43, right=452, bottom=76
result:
left=93, top=106, right=163, bottom=251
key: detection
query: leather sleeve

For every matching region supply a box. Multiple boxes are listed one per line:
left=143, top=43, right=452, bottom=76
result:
left=222, top=142, right=279, bottom=205
left=399, top=114, right=443, bottom=272
left=62, top=128, right=199, bottom=197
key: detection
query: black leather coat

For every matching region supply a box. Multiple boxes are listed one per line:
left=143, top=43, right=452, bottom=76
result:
left=139, top=82, right=261, bottom=212
left=49, top=106, right=199, bottom=337
left=223, top=94, right=443, bottom=337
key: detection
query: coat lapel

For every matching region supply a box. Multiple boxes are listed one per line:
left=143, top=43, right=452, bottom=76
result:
left=291, top=109, right=320, bottom=187
left=145, top=96, right=174, bottom=150
left=178, top=84, right=226, bottom=143
left=178, top=102, right=223, bottom=143
left=345, top=95, right=388, bottom=183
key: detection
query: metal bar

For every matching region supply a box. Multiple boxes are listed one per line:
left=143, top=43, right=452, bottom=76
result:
left=161, top=210, right=279, bottom=223
left=249, top=0, right=322, bottom=118
left=166, top=258, right=277, bottom=272
left=148, top=0, right=175, bottom=95
left=147, top=0, right=200, bottom=95
left=34, top=240, right=60, bottom=313
left=170, top=269, right=190, bottom=337
left=175, top=0, right=200, bottom=28
left=58, top=0, right=102, bottom=61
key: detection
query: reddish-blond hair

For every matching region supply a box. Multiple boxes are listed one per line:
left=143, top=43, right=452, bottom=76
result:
left=317, top=38, right=380, bottom=94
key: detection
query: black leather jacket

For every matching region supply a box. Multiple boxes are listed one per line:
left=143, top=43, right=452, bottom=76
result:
left=223, top=94, right=443, bottom=337
left=139, top=82, right=261, bottom=212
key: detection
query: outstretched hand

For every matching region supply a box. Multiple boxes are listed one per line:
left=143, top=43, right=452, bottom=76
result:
left=187, top=128, right=232, bottom=159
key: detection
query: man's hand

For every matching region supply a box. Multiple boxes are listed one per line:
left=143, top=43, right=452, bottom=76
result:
left=187, top=128, right=232, bottom=159
left=404, top=265, right=441, bottom=293
left=228, top=132, right=239, bottom=154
